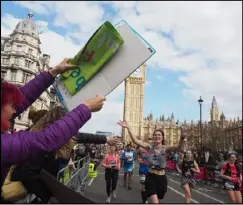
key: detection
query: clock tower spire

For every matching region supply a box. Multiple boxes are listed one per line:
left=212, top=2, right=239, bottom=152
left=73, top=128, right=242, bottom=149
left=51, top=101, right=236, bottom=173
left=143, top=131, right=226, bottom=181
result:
left=122, top=64, right=146, bottom=145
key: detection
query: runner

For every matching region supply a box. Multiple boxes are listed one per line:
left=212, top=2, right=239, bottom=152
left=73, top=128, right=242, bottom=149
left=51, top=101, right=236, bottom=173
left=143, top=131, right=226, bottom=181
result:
left=122, top=144, right=136, bottom=190
left=102, top=145, right=120, bottom=203
left=219, top=152, right=242, bottom=204
left=118, top=120, right=186, bottom=203
left=136, top=139, right=152, bottom=204
left=177, top=150, right=200, bottom=203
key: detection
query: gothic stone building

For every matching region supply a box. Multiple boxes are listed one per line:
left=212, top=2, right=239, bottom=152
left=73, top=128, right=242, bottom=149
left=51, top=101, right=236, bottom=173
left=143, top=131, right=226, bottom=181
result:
left=122, top=65, right=242, bottom=151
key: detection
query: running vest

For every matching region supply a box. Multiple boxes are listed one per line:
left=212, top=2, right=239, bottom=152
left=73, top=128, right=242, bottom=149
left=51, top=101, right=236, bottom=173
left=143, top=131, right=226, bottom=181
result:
left=224, top=163, right=241, bottom=178
left=148, top=146, right=166, bottom=169
left=181, top=160, right=194, bottom=177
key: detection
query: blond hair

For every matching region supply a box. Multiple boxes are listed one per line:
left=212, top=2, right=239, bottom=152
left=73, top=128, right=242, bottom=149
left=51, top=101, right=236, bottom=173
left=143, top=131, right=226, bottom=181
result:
left=29, top=106, right=76, bottom=158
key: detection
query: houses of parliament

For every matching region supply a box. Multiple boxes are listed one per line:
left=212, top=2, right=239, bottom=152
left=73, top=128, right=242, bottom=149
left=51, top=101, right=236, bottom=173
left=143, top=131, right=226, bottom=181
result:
left=122, top=64, right=242, bottom=151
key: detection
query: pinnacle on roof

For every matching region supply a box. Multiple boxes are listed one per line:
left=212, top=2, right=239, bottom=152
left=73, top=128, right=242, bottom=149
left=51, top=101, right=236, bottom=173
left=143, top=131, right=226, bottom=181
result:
left=13, top=12, right=39, bottom=39
left=212, top=96, right=218, bottom=109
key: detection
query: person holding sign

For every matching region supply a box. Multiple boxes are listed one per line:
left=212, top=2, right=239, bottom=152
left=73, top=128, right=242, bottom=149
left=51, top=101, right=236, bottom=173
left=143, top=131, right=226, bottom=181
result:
left=1, top=58, right=106, bottom=191
left=102, top=145, right=120, bottom=203
left=118, top=120, right=186, bottom=204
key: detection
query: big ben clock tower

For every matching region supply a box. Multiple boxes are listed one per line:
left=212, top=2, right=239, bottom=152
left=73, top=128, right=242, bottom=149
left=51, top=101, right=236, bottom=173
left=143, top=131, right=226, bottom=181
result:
left=122, top=64, right=146, bottom=145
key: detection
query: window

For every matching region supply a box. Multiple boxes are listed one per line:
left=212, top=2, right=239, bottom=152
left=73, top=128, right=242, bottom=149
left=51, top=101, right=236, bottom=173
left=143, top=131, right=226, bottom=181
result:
left=16, top=45, right=22, bottom=52
left=1, top=71, right=6, bottom=80
left=25, top=60, right=32, bottom=68
left=14, top=58, right=19, bottom=65
left=2, top=57, right=9, bottom=64
left=23, top=24, right=26, bottom=28
left=11, top=70, right=17, bottom=81
left=22, top=72, right=30, bottom=83
left=18, top=115, right=22, bottom=120
left=28, top=48, right=33, bottom=55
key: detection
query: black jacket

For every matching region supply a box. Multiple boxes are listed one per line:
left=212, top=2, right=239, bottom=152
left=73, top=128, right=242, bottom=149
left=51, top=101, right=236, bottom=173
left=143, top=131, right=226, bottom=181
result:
left=76, top=132, right=107, bottom=144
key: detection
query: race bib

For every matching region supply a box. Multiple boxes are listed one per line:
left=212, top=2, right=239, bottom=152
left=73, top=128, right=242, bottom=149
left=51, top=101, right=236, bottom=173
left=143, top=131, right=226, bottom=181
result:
left=109, top=160, right=116, bottom=168
left=140, top=175, right=146, bottom=183
left=185, top=170, right=191, bottom=177
left=225, top=181, right=235, bottom=190
left=126, top=154, right=133, bottom=162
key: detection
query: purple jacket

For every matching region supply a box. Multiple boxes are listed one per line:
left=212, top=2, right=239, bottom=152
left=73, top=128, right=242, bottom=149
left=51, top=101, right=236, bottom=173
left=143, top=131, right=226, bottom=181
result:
left=1, top=72, right=91, bottom=187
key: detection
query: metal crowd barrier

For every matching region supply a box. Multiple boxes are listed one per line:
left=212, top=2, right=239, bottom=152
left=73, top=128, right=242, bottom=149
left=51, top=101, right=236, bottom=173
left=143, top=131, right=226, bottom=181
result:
left=57, top=156, right=91, bottom=195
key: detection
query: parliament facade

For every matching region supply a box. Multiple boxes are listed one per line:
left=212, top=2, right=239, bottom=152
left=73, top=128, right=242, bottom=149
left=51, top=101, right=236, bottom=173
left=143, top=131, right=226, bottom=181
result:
left=122, top=65, right=242, bottom=151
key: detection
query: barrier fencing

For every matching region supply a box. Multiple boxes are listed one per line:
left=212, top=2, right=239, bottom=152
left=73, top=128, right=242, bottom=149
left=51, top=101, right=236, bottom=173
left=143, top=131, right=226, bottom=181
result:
left=57, top=156, right=91, bottom=195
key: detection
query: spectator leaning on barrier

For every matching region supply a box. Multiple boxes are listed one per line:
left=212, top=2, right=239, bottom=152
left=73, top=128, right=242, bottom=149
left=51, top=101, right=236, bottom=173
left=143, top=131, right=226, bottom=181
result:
left=1, top=58, right=108, bottom=200
left=2, top=105, right=120, bottom=203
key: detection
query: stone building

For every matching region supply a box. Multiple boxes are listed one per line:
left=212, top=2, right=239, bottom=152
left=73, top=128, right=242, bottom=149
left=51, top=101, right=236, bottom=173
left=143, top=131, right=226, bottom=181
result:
left=123, top=65, right=242, bottom=151
left=1, top=12, right=55, bottom=131
left=122, top=64, right=180, bottom=146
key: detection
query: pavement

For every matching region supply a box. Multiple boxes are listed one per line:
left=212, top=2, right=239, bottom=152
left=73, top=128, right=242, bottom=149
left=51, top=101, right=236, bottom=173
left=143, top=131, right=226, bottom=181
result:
left=84, top=165, right=231, bottom=204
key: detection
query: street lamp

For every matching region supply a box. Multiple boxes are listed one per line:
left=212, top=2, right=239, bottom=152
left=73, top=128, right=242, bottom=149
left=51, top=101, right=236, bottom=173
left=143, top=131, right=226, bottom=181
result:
left=176, top=120, right=179, bottom=143
left=198, top=96, right=203, bottom=151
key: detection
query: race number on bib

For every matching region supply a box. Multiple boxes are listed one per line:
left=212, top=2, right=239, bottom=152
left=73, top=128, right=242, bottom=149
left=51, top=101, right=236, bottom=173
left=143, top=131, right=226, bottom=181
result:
left=109, top=160, right=116, bottom=168
left=225, top=181, right=235, bottom=190
left=140, top=175, right=146, bottom=184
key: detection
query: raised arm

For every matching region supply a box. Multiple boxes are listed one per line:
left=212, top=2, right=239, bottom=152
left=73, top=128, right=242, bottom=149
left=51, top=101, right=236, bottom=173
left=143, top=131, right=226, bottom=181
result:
left=13, top=58, right=76, bottom=118
left=117, top=120, right=150, bottom=149
left=2, top=104, right=91, bottom=165
left=2, top=95, right=106, bottom=166
left=76, top=133, right=120, bottom=145
left=76, top=133, right=107, bottom=144
left=13, top=72, right=54, bottom=118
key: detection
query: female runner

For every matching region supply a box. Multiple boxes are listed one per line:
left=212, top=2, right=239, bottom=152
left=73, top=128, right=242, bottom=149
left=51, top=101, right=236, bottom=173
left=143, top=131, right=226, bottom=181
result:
left=118, top=120, right=186, bottom=203
left=177, top=150, right=200, bottom=203
left=219, top=152, right=242, bottom=204
left=102, top=145, right=120, bottom=203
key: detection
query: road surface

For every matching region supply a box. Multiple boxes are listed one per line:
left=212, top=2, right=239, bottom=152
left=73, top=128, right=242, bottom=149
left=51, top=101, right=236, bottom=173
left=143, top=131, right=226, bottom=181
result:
left=84, top=167, right=230, bottom=203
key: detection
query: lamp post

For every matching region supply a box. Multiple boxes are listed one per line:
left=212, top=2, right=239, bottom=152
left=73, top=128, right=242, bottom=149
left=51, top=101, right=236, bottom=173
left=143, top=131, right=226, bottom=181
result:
left=198, top=96, right=203, bottom=151
left=176, top=120, right=179, bottom=143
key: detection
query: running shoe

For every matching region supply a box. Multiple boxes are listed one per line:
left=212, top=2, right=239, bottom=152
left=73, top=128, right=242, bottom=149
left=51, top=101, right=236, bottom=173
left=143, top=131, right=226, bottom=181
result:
left=106, top=196, right=111, bottom=203
left=112, top=192, right=116, bottom=199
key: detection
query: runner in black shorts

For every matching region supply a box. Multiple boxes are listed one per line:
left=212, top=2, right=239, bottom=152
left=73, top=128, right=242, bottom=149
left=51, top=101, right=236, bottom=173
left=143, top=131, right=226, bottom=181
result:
left=118, top=120, right=188, bottom=203
left=220, top=152, right=242, bottom=203
left=177, top=150, right=200, bottom=203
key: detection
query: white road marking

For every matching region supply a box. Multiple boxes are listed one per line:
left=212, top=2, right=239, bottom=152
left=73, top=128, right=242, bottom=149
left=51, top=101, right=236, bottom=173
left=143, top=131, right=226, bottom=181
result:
left=168, top=178, right=225, bottom=204
left=167, top=186, right=199, bottom=204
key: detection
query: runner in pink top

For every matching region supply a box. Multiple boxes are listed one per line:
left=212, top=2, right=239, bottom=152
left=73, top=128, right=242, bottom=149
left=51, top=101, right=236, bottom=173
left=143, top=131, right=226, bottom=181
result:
left=102, top=145, right=120, bottom=203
